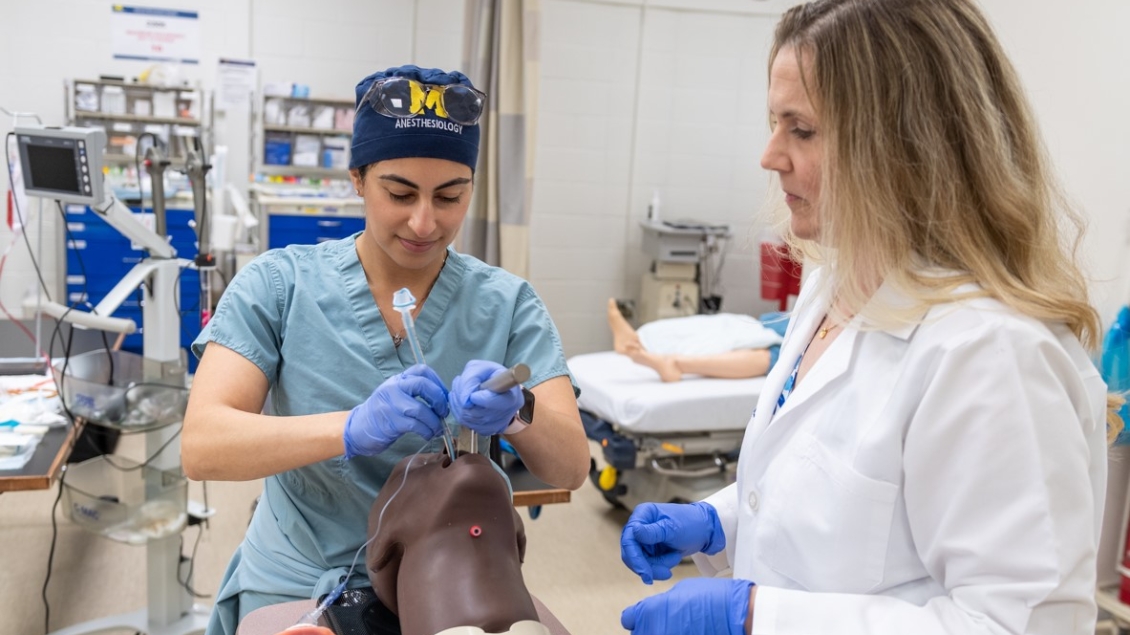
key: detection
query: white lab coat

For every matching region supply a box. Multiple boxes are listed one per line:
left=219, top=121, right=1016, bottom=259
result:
left=696, top=268, right=1108, bottom=635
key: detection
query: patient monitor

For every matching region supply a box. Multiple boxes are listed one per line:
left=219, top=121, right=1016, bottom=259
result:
left=14, top=125, right=107, bottom=206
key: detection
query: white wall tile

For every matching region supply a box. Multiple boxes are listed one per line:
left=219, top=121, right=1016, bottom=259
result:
left=537, top=113, right=615, bottom=151
left=416, top=0, right=466, bottom=27
left=414, top=28, right=465, bottom=71
left=532, top=212, right=628, bottom=250
left=535, top=147, right=610, bottom=184
left=539, top=43, right=638, bottom=82
left=541, top=0, right=641, bottom=48
left=252, top=16, right=303, bottom=58
left=530, top=181, right=630, bottom=218
left=532, top=245, right=624, bottom=281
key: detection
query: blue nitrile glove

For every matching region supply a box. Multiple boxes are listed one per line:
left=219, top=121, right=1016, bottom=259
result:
left=448, top=360, right=524, bottom=435
left=620, top=578, right=753, bottom=635
left=343, top=364, right=450, bottom=459
left=621, top=501, right=725, bottom=584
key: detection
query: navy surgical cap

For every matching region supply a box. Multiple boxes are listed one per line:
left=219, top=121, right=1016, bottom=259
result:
left=349, top=65, right=481, bottom=172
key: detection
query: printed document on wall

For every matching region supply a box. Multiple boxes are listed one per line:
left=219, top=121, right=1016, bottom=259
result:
left=111, top=5, right=201, bottom=65
left=217, top=59, right=257, bottom=112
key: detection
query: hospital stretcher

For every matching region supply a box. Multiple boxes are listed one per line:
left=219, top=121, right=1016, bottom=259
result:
left=568, top=351, right=762, bottom=510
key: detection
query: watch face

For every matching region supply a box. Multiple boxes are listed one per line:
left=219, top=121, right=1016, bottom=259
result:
left=519, top=387, right=535, bottom=424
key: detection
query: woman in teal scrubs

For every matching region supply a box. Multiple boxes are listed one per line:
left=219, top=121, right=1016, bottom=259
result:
left=182, top=65, right=590, bottom=635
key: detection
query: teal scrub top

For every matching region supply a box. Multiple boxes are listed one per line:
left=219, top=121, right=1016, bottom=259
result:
left=191, top=235, right=573, bottom=634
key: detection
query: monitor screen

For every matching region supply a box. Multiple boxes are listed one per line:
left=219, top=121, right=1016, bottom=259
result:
left=25, top=143, right=82, bottom=194
left=14, top=126, right=106, bottom=206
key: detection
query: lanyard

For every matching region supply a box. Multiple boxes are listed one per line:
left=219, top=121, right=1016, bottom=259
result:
left=773, top=352, right=804, bottom=415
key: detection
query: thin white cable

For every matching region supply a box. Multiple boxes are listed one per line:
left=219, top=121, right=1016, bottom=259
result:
left=294, top=439, right=436, bottom=626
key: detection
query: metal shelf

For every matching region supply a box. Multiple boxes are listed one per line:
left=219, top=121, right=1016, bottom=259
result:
left=104, top=153, right=191, bottom=164
left=258, top=165, right=350, bottom=179
left=263, top=95, right=353, bottom=107
left=263, top=124, right=351, bottom=136
left=74, top=79, right=198, bottom=94
left=75, top=112, right=201, bottom=126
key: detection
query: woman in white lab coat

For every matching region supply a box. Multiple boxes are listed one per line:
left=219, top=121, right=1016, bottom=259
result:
left=618, top=1, right=1125, bottom=633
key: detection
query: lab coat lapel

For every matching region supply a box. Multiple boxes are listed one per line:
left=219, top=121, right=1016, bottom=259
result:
left=771, top=323, right=856, bottom=423
left=772, top=293, right=858, bottom=422
left=743, top=287, right=833, bottom=442
left=769, top=277, right=924, bottom=428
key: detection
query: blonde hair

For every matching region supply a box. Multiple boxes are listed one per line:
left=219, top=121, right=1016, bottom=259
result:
left=769, top=0, right=1124, bottom=439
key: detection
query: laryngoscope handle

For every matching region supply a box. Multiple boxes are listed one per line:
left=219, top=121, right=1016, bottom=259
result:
left=481, top=363, right=531, bottom=392
left=456, top=363, right=530, bottom=458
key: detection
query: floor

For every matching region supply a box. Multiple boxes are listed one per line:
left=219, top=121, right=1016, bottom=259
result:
left=0, top=435, right=695, bottom=635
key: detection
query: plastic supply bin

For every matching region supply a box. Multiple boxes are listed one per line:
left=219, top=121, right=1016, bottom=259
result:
left=63, top=455, right=188, bottom=545
left=52, top=350, right=187, bottom=429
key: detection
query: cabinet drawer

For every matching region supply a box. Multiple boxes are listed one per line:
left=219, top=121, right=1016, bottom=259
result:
left=67, top=251, right=144, bottom=275
left=267, top=215, right=363, bottom=249
left=269, top=214, right=364, bottom=232
left=267, top=231, right=349, bottom=249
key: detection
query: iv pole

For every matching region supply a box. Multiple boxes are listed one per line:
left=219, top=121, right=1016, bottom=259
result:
left=30, top=139, right=210, bottom=635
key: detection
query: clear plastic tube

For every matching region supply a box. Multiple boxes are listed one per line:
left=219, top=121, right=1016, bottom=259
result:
left=391, top=288, right=457, bottom=459
left=391, top=288, right=426, bottom=367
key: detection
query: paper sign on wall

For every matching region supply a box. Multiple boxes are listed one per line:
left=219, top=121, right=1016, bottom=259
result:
left=217, top=58, right=257, bottom=111
left=111, top=5, right=200, bottom=65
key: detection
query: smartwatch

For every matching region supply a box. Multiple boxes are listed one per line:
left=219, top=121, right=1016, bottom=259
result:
left=504, top=386, right=535, bottom=435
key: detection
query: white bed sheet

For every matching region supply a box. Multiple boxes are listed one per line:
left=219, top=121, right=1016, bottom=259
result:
left=568, top=351, right=763, bottom=434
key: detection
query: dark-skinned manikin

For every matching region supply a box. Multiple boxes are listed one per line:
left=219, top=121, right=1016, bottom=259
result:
left=365, top=452, right=548, bottom=635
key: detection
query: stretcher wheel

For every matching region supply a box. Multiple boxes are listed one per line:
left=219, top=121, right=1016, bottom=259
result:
left=598, top=465, right=618, bottom=491
left=587, top=459, right=626, bottom=508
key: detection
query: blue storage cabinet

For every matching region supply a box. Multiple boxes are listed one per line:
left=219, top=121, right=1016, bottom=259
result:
left=266, top=213, right=365, bottom=249
left=64, top=205, right=204, bottom=373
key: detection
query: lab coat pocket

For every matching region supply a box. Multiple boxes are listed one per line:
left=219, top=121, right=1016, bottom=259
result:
left=761, top=433, right=898, bottom=593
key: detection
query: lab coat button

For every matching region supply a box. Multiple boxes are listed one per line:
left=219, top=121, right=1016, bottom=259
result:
left=748, top=491, right=759, bottom=512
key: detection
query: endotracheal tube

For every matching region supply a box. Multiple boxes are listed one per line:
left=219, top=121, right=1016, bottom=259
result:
left=391, top=288, right=457, bottom=460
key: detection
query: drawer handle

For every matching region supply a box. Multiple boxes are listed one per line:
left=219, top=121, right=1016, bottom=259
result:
left=316, top=220, right=343, bottom=228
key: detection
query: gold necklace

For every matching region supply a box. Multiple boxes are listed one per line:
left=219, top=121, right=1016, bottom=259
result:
left=817, top=315, right=839, bottom=339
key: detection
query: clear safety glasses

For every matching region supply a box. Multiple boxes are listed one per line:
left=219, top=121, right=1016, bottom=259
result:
left=360, top=77, right=487, bottom=126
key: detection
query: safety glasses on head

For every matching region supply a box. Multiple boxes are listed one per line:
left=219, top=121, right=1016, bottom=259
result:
left=360, top=77, right=487, bottom=127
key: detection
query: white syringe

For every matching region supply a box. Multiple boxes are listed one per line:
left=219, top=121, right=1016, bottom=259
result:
left=392, top=288, right=457, bottom=460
